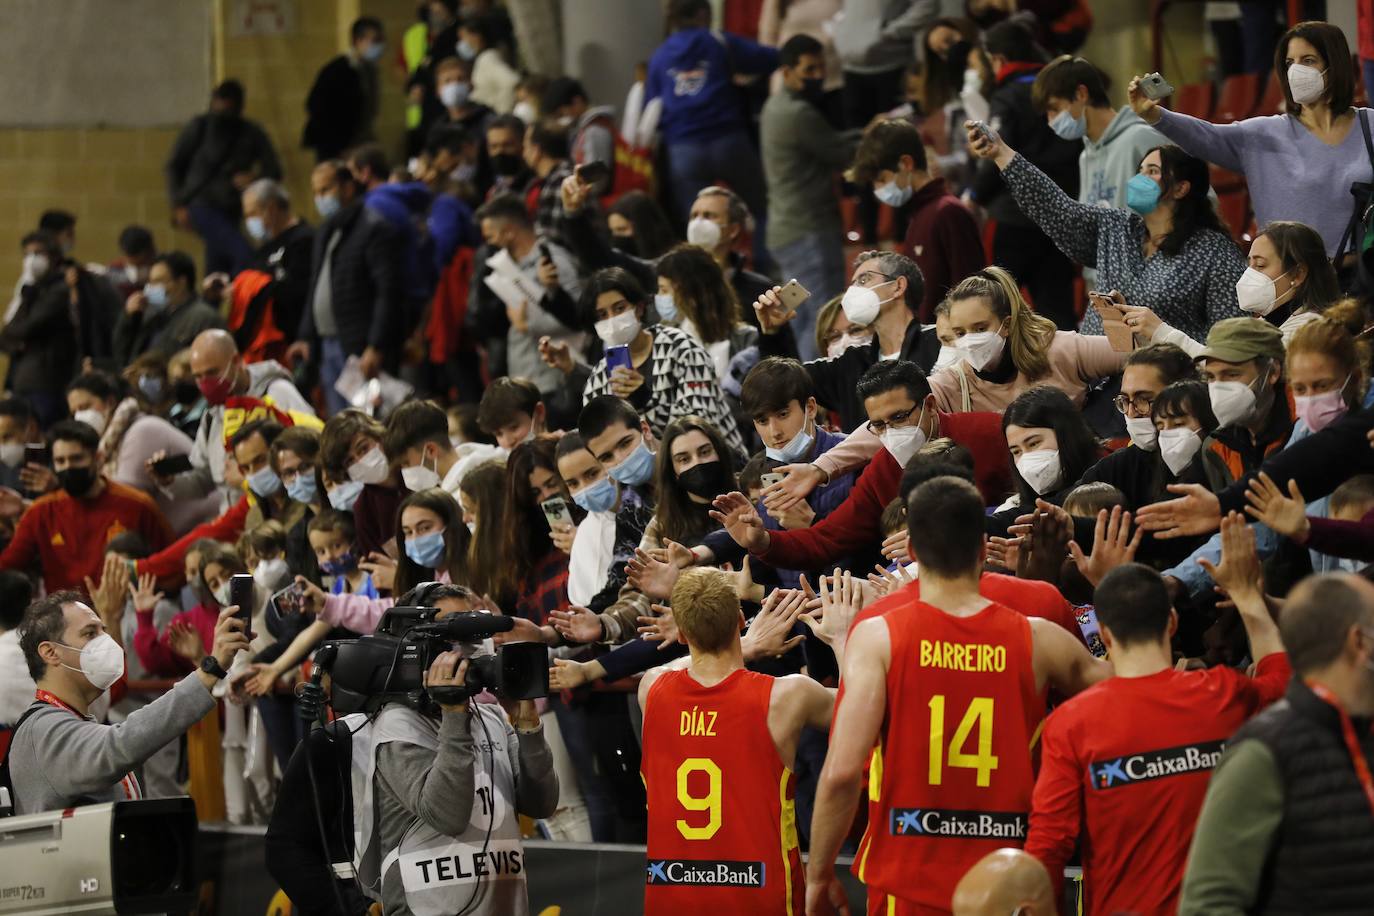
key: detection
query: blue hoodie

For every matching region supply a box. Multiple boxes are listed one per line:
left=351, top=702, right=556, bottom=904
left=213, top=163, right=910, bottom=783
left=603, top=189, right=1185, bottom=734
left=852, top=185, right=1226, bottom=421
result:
left=645, top=27, right=779, bottom=144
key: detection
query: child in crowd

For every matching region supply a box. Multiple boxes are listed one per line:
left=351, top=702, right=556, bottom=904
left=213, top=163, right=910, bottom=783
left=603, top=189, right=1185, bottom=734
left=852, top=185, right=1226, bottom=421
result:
left=308, top=510, right=376, bottom=598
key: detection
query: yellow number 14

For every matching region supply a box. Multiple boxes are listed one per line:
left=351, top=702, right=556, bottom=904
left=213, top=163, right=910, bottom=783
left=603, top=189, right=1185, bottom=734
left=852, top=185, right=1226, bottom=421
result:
left=928, top=695, right=998, bottom=787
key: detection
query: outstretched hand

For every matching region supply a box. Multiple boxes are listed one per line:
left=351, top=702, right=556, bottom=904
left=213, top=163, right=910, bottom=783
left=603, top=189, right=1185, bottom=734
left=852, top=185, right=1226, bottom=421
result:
left=1068, top=506, right=1143, bottom=588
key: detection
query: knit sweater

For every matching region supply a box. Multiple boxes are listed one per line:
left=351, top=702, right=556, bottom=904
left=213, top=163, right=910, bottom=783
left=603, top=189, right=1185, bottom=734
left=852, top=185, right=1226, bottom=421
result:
left=927, top=330, right=1126, bottom=414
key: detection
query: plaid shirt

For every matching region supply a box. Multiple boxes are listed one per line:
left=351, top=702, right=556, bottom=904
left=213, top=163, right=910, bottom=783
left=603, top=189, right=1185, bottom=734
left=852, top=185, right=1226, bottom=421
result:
left=531, top=160, right=575, bottom=239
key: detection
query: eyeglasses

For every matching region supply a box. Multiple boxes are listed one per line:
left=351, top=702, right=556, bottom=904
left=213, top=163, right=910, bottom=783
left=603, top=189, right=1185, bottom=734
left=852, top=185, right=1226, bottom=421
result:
left=1113, top=393, right=1156, bottom=416
left=867, top=405, right=918, bottom=436
left=854, top=270, right=894, bottom=288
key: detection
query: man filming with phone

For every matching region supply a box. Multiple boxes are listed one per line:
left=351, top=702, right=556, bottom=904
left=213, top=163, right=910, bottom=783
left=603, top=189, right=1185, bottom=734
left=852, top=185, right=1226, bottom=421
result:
left=359, top=584, right=558, bottom=916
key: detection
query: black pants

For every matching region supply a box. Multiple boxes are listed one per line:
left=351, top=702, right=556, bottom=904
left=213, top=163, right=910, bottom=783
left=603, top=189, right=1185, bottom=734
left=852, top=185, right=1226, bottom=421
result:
left=991, top=221, right=1079, bottom=330
left=842, top=67, right=906, bottom=244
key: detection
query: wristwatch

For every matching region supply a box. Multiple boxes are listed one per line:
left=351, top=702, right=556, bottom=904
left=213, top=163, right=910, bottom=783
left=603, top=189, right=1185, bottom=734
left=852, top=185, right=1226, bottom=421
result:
left=200, top=655, right=228, bottom=680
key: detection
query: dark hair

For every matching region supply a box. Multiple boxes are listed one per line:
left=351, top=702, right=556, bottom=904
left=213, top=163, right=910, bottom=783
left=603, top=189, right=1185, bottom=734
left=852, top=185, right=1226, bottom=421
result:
left=578, top=267, right=649, bottom=332
left=541, top=76, right=588, bottom=113
left=199, top=542, right=247, bottom=580
left=228, top=417, right=284, bottom=452
left=1094, top=563, right=1172, bottom=646
left=474, top=193, right=533, bottom=230
left=106, top=530, right=152, bottom=559
left=384, top=400, right=452, bottom=461
left=578, top=395, right=643, bottom=445
left=1147, top=146, right=1230, bottom=259
left=856, top=359, right=932, bottom=406
left=0, top=397, right=35, bottom=428
left=654, top=416, right=738, bottom=545
left=906, top=477, right=985, bottom=577
left=154, top=250, right=197, bottom=289
left=1032, top=55, right=1111, bottom=111
left=49, top=419, right=99, bottom=454
left=668, top=0, right=711, bottom=29
left=1279, top=574, right=1374, bottom=674
left=1256, top=220, right=1341, bottom=318
left=396, top=581, right=477, bottom=606
left=270, top=426, right=321, bottom=473
left=740, top=357, right=813, bottom=420
left=983, top=19, right=1047, bottom=64
left=780, top=34, right=823, bottom=68
left=855, top=248, right=926, bottom=318
left=0, top=570, right=33, bottom=632
left=899, top=446, right=976, bottom=502
left=1152, top=380, right=1219, bottom=435
left=459, top=9, right=500, bottom=47
left=320, top=409, right=386, bottom=474
left=554, top=430, right=591, bottom=463
left=351, top=15, right=384, bottom=42
left=1276, top=21, right=1355, bottom=117
left=38, top=209, right=75, bottom=236
left=738, top=453, right=767, bottom=493
left=347, top=142, right=389, bottom=181
left=117, top=225, right=155, bottom=258
left=66, top=369, right=123, bottom=404
left=849, top=119, right=928, bottom=185
left=1331, top=474, right=1374, bottom=516
left=1124, top=343, right=1199, bottom=386
left=477, top=377, right=543, bottom=435
left=918, top=17, right=982, bottom=113
left=1063, top=482, right=1125, bottom=518
left=394, top=487, right=470, bottom=596
left=448, top=402, right=492, bottom=446
left=487, top=113, right=525, bottom=138
left=19, top=590, right=85, bottom=680
left=1002, top=387, right=1102, bottom=505
left=20, top=230, right=61, bottom=261
left=656, top=245, right=740, bottom=344
left=307, top=508, right=356, bottom=543
left=527, top=118, right=570, bottom=160
left=607, top=192, right=678, bottom=260
left=426, top=123, right=475, bottom=158
left=502, top=436, right=563, bottom=596
left=212, top=79, right=245, bottom=110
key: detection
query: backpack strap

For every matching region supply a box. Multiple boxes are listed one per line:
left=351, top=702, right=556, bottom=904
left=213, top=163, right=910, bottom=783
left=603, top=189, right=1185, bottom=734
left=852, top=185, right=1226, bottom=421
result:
left=0, top=703, right=47, bottom=817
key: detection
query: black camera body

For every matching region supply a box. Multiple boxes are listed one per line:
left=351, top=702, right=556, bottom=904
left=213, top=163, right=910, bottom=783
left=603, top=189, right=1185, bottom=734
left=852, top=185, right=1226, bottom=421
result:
left=315, top=606, right=548, bottom=715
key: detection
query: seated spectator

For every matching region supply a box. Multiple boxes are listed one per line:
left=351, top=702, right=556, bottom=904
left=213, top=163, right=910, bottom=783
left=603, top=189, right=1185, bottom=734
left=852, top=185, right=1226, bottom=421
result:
left=850, top=118, right=987, bottom=321
left=605, top=191, right=679, bottom=260
left=2, top=232, right=81, bottom=424
left=929, top=266, right=1125, bottom=413
left=459, top=9, right=520, bottom=113
left=813, top=292, right=871, bottom=361
left=114, top=251, right=225, bottom=366
left=475, top=376, right=549, bottom=449
left=0, top=421, right=173, bottom=593
left=319, top=409, right=402, bottom=559
left=655, top=244, right=759, bottom=387
left=970, top=125, right=1246, bottom=342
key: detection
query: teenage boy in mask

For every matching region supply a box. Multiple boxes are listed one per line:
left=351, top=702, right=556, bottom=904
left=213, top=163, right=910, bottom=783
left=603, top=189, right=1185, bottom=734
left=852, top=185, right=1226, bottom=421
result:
left=0, top=421, right=172, bottom=594
left=7, top=591, right=248, bottom=814
left=385, top=398, right=505, bottom=498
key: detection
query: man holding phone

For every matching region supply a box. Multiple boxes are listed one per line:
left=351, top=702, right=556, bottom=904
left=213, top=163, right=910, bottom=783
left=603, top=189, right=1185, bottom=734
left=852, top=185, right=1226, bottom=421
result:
left=0, top=421, right=173, bottom=593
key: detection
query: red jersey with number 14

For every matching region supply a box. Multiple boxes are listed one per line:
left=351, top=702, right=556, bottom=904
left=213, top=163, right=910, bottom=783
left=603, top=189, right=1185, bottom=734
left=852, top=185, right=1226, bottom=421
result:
left=641, top=668, right=804, bottom=915
left=856, top=599, right=1044, bottom=910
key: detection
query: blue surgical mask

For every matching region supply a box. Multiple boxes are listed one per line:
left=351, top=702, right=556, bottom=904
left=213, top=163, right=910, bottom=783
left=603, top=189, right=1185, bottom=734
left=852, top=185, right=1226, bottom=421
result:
left=320, top=552, right=357, bottom=576
left=245, top=215, right=268, bottom=242
left=573, top=476, right=618, bottom=513
left=247, top=465, right=282, bottom=498
left=1049, top=107, right=1086, bottom=141
left=144, top=283, right=169, bottom=313
left=362, top=42, right=385, bottom=62
left=285, top=472, right=318, bottom=505
left=1126, top=173, right=1162, bottom=216
left=765, top=422, right=815, bottom=464
left=315, top=194, right=341, bottom=220
left=137, top=374, right=164, bottom=402
left=654, top=292, right=679, bottom=323
left=608, top=441, right=655, bottom=487
left=406, top=529, right=447, bottom=568
left=456, top=39, right=478, bottom=61
left=328, top=480, right=365, bottom=512
left=874, top=178, right=913, bottom=207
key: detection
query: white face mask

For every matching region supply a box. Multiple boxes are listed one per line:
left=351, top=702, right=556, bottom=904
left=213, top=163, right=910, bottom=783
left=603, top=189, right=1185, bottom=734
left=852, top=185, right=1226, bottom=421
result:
left=55, top=633, right=126, bottom=690
left=0, top=442, right=24, bottom=468
left=841, top=282, right=892, bottom=326
left=880, top=421, right=928, bottom=469
left=686, top=217, right=723, bottom=249
left=1287, top=63, right=1327, bottom=106
left=348, top=445, right=390, bottom=485
left=932, top=345, right=963, bottom=372
left=254, top=558, right=288, bottom=589
left=1015, top=449, right=1063, bottom=496
left=513, top=100, right=537, bottom=124
left=1209, top=377, right=1261, bottom=428
left=21, top=252, right=49, bottom=284
left=1235, top=267, right=1292, bottom=317
left=1157, top=427, right=1202, bottom=476
left=596, top=310, right=642, bottom=346
left=73, top=407, right=107, bottom=436
left=1125, top=416, right=1158, bottom=451
left=402, top=451, right=443, bottom=492
left=954, top=326, right=1007, bottom=373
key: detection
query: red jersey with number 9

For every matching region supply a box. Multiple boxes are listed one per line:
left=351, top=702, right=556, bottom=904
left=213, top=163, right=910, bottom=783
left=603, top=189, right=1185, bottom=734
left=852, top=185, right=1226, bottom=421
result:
left=641, top=667, right=804, bottom=915
left=855, top=599, right=1044, bottom=910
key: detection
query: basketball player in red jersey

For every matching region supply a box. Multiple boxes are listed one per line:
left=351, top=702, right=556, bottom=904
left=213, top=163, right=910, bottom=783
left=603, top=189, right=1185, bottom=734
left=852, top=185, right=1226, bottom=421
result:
left=640, top=569, right=838, bottom=915
left=806, top=477, right=1112, bottom=915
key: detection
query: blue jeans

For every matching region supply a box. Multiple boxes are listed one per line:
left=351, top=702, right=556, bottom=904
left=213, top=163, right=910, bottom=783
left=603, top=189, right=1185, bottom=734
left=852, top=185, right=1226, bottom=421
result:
left=319, top=336, right=349, bottom=416
left=667, top=130, right=774, bottom=275
left=771, top=231, right=848, bottom=361
left=187, top=204, right=254, bottom=276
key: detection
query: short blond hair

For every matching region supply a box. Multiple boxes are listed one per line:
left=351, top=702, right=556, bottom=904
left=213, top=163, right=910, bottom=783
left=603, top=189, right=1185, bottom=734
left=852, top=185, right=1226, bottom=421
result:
left=670, top=568, right=741, bottom=653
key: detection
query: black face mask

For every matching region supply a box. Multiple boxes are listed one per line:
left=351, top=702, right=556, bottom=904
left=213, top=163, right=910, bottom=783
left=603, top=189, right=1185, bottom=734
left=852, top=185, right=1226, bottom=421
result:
left=611, top=235, right=640, bottom=256
left=800, top=77, right=826, bottom=105
left=490, top=153, right=524, bottom=177
left=58, top=466, right=96, bottom=498
left=677, top=460, right=731, bottom=500
left=945, top=40, right=972, bottom=80
left=174, top=379, right=202, bottom=406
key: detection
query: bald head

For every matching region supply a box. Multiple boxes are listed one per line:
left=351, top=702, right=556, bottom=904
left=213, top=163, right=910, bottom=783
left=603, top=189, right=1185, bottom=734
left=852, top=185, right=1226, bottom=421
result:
left=951, top=849, right=1055, bottom=916
left=189, top=329, right=242, bottom=389
left=1281, top=573, right=1374, bottom=675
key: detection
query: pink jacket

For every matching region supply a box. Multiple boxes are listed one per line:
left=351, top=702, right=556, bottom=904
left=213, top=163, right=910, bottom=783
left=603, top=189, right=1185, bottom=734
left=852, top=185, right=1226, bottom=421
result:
left=928, top=331, right=1126, bottom=414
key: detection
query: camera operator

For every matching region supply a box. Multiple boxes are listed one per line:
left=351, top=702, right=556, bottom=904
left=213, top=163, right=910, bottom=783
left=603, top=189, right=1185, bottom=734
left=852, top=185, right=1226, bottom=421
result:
left=6, top=591, right=248, bottom=814
left=359, top=584, right=558, bottom=916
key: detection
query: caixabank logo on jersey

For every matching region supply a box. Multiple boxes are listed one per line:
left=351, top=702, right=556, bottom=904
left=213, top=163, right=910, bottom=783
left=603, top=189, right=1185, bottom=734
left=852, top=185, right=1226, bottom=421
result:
left=888, top=808, right=1027, bottom=839
left=1090, top=739, right=1227, bottom=790
left=645, top=859, right=767, bottom=887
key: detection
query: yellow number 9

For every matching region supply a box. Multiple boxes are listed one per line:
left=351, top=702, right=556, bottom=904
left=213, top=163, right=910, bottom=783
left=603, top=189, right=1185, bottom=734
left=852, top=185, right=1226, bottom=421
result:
left=675, top=758, right=722, bottom=840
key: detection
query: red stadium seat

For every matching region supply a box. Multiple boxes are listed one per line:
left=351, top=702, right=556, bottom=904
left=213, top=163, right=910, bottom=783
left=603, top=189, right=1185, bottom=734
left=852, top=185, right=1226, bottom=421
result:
left=1169, top=82, right=1215, bottom=120
left=1213, top=73, right=1260, bottom=124
left=1216, top=188, right=1252, bottom=242
left=1259, top=70, right=1286, bottom=117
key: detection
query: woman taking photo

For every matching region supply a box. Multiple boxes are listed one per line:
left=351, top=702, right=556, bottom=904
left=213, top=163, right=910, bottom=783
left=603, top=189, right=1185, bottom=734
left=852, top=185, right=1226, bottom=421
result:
left=1130, top=20, right=1372, bottom=259
left=503, top=436, right=576, bottom=627
left=969, top=125, right=1245, bottom=342
left=655, top=245, right=759, bottom=387
left=928, top=266, right=1125, bottom=413
left=1132, top=220, right=1341, bottom=354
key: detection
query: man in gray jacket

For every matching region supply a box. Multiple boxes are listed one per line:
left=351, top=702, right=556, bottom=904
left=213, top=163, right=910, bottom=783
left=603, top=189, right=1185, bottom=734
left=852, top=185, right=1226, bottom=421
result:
left=8, top=591, right=248, bottom=815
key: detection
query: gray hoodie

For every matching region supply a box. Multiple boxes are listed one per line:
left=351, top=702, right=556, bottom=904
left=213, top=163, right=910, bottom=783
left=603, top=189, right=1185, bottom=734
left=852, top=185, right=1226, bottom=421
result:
left=1079, top=105, right=1168, bottom=211
left=167, top=359, right=316, bottom=511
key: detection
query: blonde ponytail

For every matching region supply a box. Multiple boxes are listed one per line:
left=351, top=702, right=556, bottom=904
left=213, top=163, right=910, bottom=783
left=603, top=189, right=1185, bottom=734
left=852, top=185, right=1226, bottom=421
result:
left=946, top=266, right=1057, bottom=380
